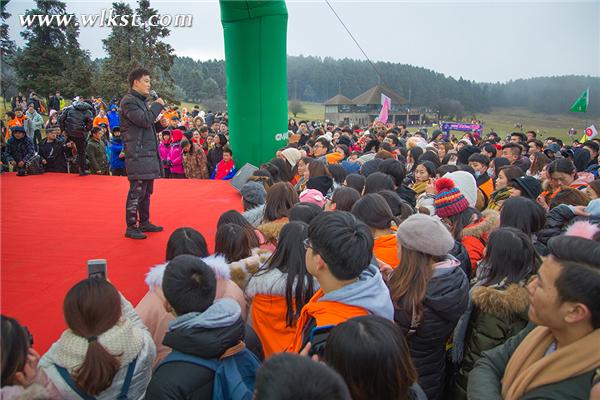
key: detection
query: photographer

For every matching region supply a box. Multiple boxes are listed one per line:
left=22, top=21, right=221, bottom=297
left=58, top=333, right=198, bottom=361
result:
left=120, top=67, right=166, bottom=240
left=38, top=126, right=69, bottom=173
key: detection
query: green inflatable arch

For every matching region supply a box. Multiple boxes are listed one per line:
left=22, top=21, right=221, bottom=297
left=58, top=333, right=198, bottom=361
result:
left=219, top=0, right=289, bottom=168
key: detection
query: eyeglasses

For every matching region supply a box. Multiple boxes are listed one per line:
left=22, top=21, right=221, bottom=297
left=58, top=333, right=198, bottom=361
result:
left=303, top=238, right=313, bottom=251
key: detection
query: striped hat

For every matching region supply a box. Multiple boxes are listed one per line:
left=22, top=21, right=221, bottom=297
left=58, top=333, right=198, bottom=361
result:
left=434, top=178, right=469, bottom=218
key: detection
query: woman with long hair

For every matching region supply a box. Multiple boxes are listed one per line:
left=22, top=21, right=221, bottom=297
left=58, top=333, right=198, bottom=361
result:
left=135, top=227, right=246, bottom=366
left=39, top=279, right=155, bottom=399
left=246, top=222, right=316, bottom=357
left=257, top=182, right=299, bottom=249
left=389, top=214, right=469, bottom=400
left=487, top=165, right=525, bottom=211
left=452, top=227, right=539, bottom=399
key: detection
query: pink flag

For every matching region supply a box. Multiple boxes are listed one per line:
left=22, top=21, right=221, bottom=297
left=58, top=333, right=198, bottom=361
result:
left=378, top=93, right=391, bottom=123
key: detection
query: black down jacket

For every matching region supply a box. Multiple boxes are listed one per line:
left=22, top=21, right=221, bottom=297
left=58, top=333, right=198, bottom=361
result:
left=120, top=90, right=164, bottom=180
left=59, top=101, right=95, bottom=138
left=394, top=265, right=469, bottom=400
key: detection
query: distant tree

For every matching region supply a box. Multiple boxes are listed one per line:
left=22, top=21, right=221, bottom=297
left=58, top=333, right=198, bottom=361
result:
left=289, top=100, right=306, bottom=118
left=0, top=0, right=17, bottom=106
left=200, top=78, right=219, bottom=99
left=435, top=98, right=465, bottom=120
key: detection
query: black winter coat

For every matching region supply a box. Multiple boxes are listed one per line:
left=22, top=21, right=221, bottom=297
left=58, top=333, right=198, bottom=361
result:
left=145, top=318, right=246, bottom=400
left=59, top=101, right=95, bottom=138
left=120, top=90, right=164, bottom=181
left=394, top=266, right=469, bottom=400
left=6, top=134, right=35, bottom=163
left=38, top=138, right=68, bottom=172
left=207, top=145, right=224, bottom=175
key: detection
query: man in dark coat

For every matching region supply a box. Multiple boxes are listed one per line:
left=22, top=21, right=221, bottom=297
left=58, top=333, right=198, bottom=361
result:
left=58, top=99, right=95, bottom=175
left=6, top=126, right=35, bottom=176
left=120, top=67, right=166, bottom=240
left=48, top=90, right=62, bottom=113
left=38, top=126, right=68, bottom=173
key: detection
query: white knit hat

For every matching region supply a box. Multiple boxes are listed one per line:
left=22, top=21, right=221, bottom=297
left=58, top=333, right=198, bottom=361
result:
left=445, top=171, right=477, bottom=208
left=281, top=148, right=302, bottom=168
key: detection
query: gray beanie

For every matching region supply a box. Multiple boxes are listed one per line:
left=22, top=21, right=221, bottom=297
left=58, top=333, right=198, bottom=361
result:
left=396, top=214, right=454, bottom=256
left=240, top=181, right=266, bottom=208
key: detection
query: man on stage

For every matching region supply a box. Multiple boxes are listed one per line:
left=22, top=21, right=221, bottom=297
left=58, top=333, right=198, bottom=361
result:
left=121, top=67, right=166, bottom=240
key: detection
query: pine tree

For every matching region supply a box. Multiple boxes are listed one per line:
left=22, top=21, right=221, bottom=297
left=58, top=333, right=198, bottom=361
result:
left=1, top=0, right=17, bottom=106
left=14, top=0, right=93, bottom=101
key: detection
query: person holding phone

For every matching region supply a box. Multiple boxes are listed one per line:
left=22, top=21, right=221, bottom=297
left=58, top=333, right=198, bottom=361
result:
left=121, top=67, right=167, bottom=240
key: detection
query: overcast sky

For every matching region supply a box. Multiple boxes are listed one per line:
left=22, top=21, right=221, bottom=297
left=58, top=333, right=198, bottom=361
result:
left=6, top=0, right=600, bottom=83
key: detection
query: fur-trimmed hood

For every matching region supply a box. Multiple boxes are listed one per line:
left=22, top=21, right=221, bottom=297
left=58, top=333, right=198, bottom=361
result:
left=471, top=283, right=529, bottom=318
left=257, top=218, right=288, bottom=243
left=461, top=209, right=499, bottom=240
left=229, top=248, right=273, bottom=290
left=245, top=267, right=319, bottom=299
left=144, top=255, right=232, bottom=290
left=0, top=384, right=51, bottom=400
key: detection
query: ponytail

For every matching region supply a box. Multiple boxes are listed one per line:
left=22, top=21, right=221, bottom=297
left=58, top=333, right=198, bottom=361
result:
left=74, top=340, right=120, bottom=395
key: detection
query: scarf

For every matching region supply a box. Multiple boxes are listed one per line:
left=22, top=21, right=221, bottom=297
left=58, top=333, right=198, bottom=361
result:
left=502, top=326, right=600, bottom=400
left=54, top=318, right=144, bottom=372
left=411, top=181, right=428, bottom=195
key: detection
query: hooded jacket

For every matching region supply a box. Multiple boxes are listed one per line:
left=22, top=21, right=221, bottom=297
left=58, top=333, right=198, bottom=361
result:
left=6, top=132, right=35, bottom=164
left=394, top=258, right=469, bottom=400
left=58, top=101, right=95, bottom=138
left=246, top=267, right=318, bottom=357
left=109, top=137, right=125, bottom=170
left=460, top=209, right=500, bottom=274
left=452, top=283, right=529, bottom=400
left=135, top=255, right=248, bottom=367
left=167, top=140, right=184, bottom=175
left=289, top=264, right=394, bottom=352
left=25, top=109, right=44, bottom=134
left=373, top=233, right=401, bottom=269
left=145, top=299, right=246, bottom=400
left=207, top=135, right=228, bottom=174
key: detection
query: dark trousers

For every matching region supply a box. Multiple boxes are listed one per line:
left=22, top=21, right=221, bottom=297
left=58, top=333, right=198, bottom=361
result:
left=171, top=173, right=186, bottom=179
left=126, top=179, right=154, bottom=228
left=33, top=130, right=42, bottom=152
left=67, top=135, right=86, bottom=173
left=111, top=168, right=126, bottom=176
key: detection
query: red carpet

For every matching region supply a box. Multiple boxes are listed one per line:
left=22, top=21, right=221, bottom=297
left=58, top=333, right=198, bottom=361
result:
left=1, top=173, right=242, bottom=353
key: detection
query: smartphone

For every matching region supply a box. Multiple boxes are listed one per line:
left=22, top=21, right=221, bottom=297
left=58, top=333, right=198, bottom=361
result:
left=87, top=259, right=107, bottom=280
left=308, top=324, right=334, bottom=357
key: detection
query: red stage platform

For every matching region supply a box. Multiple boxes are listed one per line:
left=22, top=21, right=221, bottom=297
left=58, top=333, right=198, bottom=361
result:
left=1, top=173, right=242, bottom=352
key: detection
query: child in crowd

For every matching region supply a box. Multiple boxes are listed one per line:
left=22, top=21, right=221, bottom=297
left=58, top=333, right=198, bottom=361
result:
left=211, top=146, right=237, bottom=180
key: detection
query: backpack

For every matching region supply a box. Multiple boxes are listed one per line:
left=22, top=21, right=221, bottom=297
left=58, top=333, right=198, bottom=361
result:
left=54, top=358, right=137, bottom=400
left=157, top=346, right=260, bottom=400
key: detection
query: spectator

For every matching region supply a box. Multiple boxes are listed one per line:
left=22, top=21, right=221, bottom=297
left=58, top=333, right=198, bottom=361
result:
left=246, top=221, right=316, bottom=356
left=323, top=316, right=426, bottom=400
left=352, top=193, right=400, bottom=269
left=106, top=104, right=120, bottom=131
left=207, top=133, right=227, bottom=175
left=254, top=353, right=350, bottom=400
left=0, top=315, right=61, bottom=399
left=25, top=103, right=44, bottom=151
left=501, top=196, right=548, bottom=256
left=48, top=90, right=62, bottom=113
left=8, top=107, right=29, bottom=134
left=390, top=213, right=469, bottom=400
left=181, top=138, right=209, bottom=179
left=257, top=182, right=298, bottom=248
left=167, top=129, right=185, bottom=178
left=509, top=176, right=543, bottom=200
left=289, top=202, right=324, bottom=225
left=288, top=211, right=394, bottom=353
left=502, top=142, right=530, bottom=173
left=378, top=158, right=417, bottom=207
left=59, top=98, right=95, bottom=175
left=27, top=92, right=41, bottom=113
left=210, top=146, right=237, bottom=180
left=343, top=173, right=366, bottom=194
left=468, top=235, right=600, bottom=400
left=11, top=92, right=26, bottom=110
left=38, top=126, right=68, bottom=173
left=109, top=127, right=125, bottom=176
left=6, top=126, right=35, bottom=176
left=39, top=278, right=156, bottom=399
left=452, top=227, right=540, bottom=399
left=145, top=255, right=260, bottom=399
left=86, top=127, right=109, bottom=175
left=488, top=165, right=525, bottom=211
left=135, top=227, right=246, bottom=366
left=468, top=153, right=494, bottom=206
left=324, top=186, right=361, bottom=212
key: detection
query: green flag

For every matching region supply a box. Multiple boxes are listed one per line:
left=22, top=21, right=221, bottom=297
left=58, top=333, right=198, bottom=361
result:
left=570, top=88, right=589, bottom=113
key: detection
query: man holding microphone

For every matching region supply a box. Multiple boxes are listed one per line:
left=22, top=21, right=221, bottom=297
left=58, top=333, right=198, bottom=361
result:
left=121, top=67, right=167, bottom=240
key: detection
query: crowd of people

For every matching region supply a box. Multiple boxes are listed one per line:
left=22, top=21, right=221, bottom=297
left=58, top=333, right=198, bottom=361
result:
left=2, top=89, right=600, bottom=400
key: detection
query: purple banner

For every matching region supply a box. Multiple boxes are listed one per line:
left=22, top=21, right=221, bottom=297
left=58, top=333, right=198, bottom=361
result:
left=441, top=122, right=483, bottom=132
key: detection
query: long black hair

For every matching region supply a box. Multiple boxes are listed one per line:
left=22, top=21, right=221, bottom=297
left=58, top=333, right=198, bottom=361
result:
left=217, top=210, right=260, bottom=248
left=255, top=221, right=314, bottom=326
left=500, top=197, right=546, bottom=236
left=166, top=227, right=209, bottom=261
left=446, top=207, right=480, bottom=239
left=482, top=227, right=540, bottom=286
left=1, top=315, right=31, bottom=386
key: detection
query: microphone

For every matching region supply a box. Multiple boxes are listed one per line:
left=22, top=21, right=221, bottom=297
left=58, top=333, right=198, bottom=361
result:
left=149, top=90, right=158, bottom=101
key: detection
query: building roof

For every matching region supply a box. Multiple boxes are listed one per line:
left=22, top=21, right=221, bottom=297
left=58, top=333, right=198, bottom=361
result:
left=324, top=94, right=353, bottom=105
left=351, top=85, right=407, bottom=106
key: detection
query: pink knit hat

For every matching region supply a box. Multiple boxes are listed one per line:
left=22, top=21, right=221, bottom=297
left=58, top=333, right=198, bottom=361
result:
left=299, top=189, right=326, bottom=208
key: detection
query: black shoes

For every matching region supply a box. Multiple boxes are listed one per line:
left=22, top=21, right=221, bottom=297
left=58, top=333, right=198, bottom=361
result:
left=139, top=222, right=164, bottom=233
left=79, top=171, right=89, bottom=176
left=125, top=227, right=147, bottom=240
